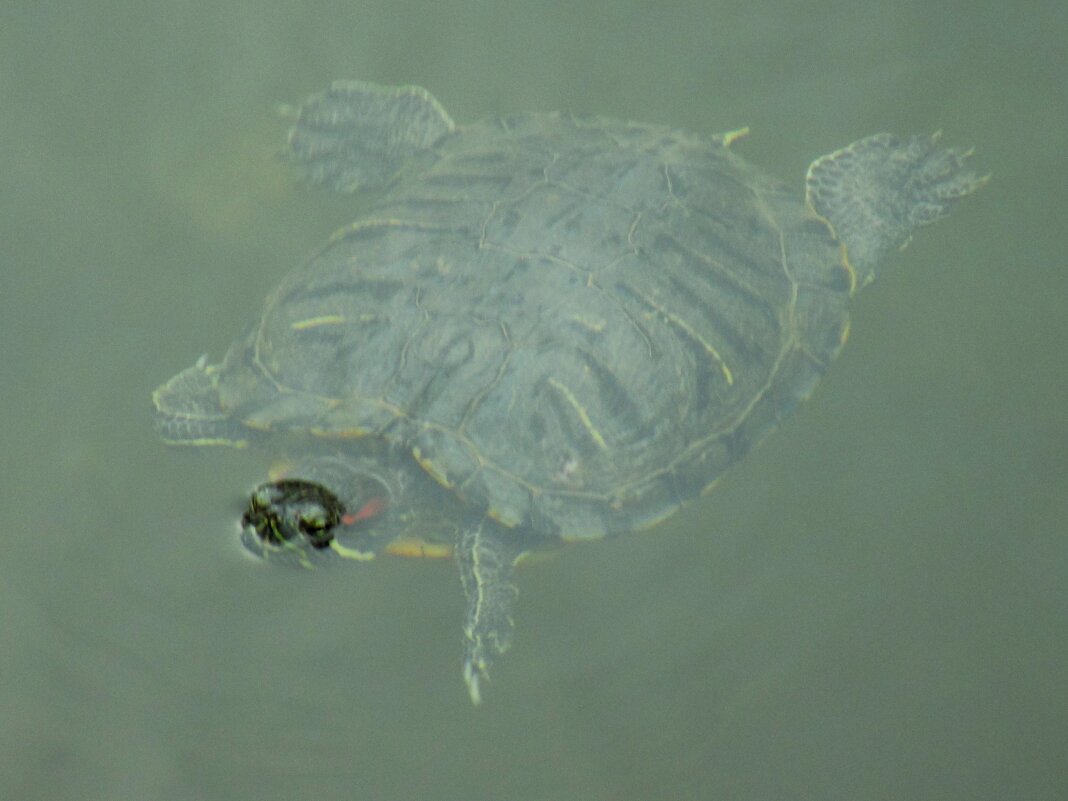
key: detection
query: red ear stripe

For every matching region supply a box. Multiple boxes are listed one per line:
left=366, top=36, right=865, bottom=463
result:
left=341, top=497, right=388, bottom=526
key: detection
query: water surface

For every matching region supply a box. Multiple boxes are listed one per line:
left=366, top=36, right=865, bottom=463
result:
left=2, top=2, right=1065, bottom=799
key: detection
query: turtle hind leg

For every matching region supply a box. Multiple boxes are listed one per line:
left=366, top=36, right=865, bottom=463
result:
left=285, top=81, right=455, bottom=193
left=805, top=132, right=987, bottom=287
left=454, top=522, right=524, bottom=705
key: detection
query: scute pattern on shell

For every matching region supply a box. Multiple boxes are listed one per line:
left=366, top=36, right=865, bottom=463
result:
left=242, top=111, right=851, bottom=540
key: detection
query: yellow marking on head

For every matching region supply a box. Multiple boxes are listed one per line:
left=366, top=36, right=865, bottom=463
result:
left=292, top=551, right=316, bottom=570
left=291, top=315, right=346, bottom=330
left=329, top=541, right=376, bottom=561
left=547, top=378, right=608, bottom=450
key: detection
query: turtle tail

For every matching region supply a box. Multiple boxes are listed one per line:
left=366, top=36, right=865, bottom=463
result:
left=285, top=81, right=456, bottom=193
left=805, top=132, right=987, bottom=288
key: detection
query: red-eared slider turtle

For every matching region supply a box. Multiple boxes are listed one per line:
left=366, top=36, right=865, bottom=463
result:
left=153, top=81, right=984, bottom=703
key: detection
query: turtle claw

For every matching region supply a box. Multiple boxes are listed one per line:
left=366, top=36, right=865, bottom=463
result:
left=463, top=655, right=485, bottom=706
left=462, top=623, right=511, bottom=705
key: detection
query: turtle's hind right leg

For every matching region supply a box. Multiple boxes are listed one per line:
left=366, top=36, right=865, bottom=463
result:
left=285, top=81, right=455, bottom=193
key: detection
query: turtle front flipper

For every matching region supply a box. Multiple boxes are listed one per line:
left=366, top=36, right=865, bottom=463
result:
left=455, top=522, right=525, bottom=705
left=805, top=132, right=987, bottom=287
left=152, top=356, right=250, bottom=447
left=286, top=81, right=455, bottom=193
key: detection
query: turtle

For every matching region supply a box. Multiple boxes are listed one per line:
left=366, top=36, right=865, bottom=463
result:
left=152, top=81, right=984, bottom=703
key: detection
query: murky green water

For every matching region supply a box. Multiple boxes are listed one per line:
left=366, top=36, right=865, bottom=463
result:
left=3, top=2, right=1065, bottom=799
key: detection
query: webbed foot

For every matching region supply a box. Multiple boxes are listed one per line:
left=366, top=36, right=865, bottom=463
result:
left=454, top=522, right=523, bottom=704
left=806, top=132, right=986, bottom=285
left=286, top=81, right=454, bottom=193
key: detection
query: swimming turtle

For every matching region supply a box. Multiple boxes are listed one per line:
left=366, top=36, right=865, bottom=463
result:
left=152, top=81, right=984, bottom=703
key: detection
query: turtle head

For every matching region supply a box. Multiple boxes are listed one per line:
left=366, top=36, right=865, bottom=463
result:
left=240, top=479, right=351, bottom=567
left=239, top=459, right=399, bottom=567
left=239, top=449, right=469, bottom=568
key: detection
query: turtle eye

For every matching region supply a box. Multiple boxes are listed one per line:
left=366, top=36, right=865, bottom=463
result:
left=298, top=511, right=325, bottom=533
left=296, top=506, right=337, bottom=549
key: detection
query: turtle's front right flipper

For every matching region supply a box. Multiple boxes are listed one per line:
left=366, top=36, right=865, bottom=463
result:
left=454, top=523, right=524, bottom=705
left=286, top=81, right=455, bottom=193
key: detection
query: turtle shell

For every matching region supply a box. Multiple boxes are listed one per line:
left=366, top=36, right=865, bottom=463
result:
left=214, top=111, right=853, bottom=541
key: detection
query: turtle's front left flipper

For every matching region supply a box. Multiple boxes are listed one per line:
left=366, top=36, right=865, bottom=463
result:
left=805, top=132, right=987, bottom=287
left=455, top=523, right=524, bottom=705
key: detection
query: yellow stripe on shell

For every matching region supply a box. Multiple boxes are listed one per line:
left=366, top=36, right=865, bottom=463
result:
left=547, top=378, right=608, bottom=450
left=309, top=426, right=372, bottom=439
left=484, top=504, right=521, bottom=529
left=837, top=242, right=858, bottom=295
left=411, top=445, right=455, bottom=489
left=291, top=315, right=347, bottom=330
left=158, top=434, right=249, bottom=448
left=640, top=295, right=734, bottom=386
left=719, top=126, right=750, bottom=147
